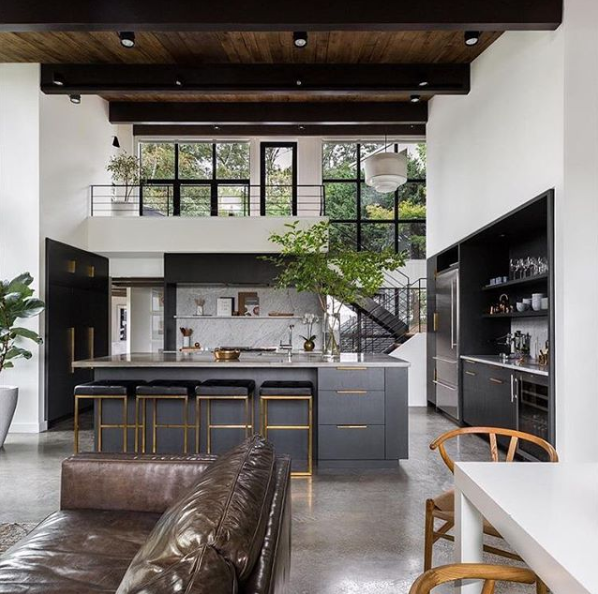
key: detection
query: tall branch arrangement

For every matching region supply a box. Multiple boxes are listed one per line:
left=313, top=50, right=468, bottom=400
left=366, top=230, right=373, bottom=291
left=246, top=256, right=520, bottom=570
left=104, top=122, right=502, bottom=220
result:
left=0, top=273, right=45, bottom=373
left=266, top=220, right=405, bottom=317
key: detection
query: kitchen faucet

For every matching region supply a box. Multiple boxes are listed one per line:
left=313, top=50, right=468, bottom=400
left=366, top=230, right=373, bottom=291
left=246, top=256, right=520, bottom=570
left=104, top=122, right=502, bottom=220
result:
left=279, top=324, right=294, bottom=360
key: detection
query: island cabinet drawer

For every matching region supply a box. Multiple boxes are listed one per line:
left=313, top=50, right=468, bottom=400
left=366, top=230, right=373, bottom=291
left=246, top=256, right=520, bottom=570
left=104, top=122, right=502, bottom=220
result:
left=318, top=390, right=385, bottom=424
left=318, top=424, right=385, bottom=460
left=318, top=367, right=385, bottom=391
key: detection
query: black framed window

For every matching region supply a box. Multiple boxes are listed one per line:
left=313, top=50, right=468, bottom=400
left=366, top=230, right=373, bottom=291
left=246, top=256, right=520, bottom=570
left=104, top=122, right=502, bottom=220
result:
left=260, top=142, right=298, bottom=216
left=139, top=141, right=250, bottom=216
left=322, top=142, right=426, bottom=257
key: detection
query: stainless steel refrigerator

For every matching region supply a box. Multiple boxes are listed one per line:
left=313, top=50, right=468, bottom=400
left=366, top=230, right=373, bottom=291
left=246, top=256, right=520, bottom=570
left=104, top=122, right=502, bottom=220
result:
left=434, top=266, right=460, bottom=421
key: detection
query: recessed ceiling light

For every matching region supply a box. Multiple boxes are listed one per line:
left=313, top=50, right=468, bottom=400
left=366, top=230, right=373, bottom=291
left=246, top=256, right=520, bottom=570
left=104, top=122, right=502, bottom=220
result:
left=175, top=77, right=183, bottom=87
left=410, top=94, right=421, bottom=103
left=296, top=79, right=302, bottom=86
left=69, top=94, right=81, bottom=104
left=464, top=31, right=480, bottom=46
left=119, top=31, right=136, bottom=49
left=293, top=31, right=308, bottom=48
left=298, top=125, right=305, bottom=130
left=52, top=72, right=65, bottom=86
left=214, top=125, right=220, bottom=131
left=419, top=81, right=429, bottom=87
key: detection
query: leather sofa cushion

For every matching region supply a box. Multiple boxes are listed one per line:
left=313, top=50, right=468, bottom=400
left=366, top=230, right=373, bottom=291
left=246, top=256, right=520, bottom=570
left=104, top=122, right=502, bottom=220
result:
left=123, top=546, right=237, bottom=594
left=117, top=435, right=275, bottom=593
left=0, top=509, right=160, bottom=593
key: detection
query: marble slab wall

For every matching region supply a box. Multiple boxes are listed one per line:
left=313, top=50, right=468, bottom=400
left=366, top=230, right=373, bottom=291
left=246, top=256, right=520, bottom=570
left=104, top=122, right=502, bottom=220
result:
left=511, top=319, right=549, bottom=360
left=176, top=286, right=322, bottom=351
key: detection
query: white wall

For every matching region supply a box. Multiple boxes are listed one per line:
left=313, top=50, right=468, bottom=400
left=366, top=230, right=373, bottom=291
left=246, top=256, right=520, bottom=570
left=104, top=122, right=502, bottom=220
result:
left=556, top=0, right=598, bottom=461
left=391, top=333, right=426, bottom=406
left=88, top=216, right=327, bottom=255
left=40, top=94, right=118, bottom=249
left=129, top=287, right=153, bottom=352
left=0, top=64, right=43, bottom=432
left=427, top=19, right=598, bottom=460
left=427, top=31, right=564, bottom=257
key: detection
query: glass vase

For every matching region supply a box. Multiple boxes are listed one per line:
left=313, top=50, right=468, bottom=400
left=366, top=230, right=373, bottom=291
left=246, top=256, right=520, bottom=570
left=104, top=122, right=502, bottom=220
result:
left=323, top=312, right=341, bottom=357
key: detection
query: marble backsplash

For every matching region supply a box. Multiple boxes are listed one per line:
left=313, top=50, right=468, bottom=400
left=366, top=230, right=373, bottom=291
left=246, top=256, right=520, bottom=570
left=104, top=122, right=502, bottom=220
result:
left=511, top=318, right=549, bottom=360
left=175, top=286, right=322, bottom=351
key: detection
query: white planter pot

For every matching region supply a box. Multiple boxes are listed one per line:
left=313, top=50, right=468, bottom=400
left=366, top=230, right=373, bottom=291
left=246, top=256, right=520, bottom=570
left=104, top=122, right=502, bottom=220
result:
left=0, top=385, right=18, bottom=448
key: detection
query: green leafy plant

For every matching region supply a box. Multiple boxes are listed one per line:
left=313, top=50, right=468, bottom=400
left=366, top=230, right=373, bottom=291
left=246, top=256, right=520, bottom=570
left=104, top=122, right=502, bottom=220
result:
left=0, top=273, right=45, bottom=373
left=266, top=221, right=405, bottom=353
left=106, top=152, right=141, bottom=202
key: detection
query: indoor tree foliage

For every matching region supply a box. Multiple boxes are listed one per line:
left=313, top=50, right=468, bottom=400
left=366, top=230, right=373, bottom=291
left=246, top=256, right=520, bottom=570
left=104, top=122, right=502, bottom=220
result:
left=267, top=221, right=405, bottom=354
left=107, top=152, right=141, bottom=202
left=0, top=273, right=45, bottom=373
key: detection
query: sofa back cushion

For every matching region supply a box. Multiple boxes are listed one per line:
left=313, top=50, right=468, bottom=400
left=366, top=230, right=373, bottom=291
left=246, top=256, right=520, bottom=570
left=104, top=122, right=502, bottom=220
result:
left=117, top=436, right=275, bottom=593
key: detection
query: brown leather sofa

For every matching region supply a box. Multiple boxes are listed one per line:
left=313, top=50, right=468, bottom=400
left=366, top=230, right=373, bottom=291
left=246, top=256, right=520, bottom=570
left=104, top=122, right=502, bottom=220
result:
left=0, top=446, right=291, bottom=593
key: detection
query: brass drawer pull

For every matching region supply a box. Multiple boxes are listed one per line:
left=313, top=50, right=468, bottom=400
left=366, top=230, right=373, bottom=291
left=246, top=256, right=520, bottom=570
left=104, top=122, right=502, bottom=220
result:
left=465, top=371, right=476, bottom=376
left=335, top=366, right=367, bottom=371
left=336, top=425, right=368, bottom=429
left=336, top=390, right=367, bottom=395
left=490, top=378, right=504, bottom=384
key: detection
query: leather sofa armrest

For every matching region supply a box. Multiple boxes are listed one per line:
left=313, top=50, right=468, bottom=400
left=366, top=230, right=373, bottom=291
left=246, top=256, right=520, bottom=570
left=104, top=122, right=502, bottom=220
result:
left=60, top=453, right=216, bottom=513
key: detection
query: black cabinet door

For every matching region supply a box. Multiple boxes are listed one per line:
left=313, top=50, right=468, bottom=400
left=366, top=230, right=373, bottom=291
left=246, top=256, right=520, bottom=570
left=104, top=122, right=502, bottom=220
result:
left=462, top=362, right=484, bottom=426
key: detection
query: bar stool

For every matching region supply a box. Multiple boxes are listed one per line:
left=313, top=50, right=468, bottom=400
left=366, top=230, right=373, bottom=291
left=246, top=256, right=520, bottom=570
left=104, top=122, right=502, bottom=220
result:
left=135, top=380, right=200, bottom=454
left=73, top=380, right=144, bottom=454
left=259, top=380, right=314, bottom=477
left=195, top=380, right=255, bottom=454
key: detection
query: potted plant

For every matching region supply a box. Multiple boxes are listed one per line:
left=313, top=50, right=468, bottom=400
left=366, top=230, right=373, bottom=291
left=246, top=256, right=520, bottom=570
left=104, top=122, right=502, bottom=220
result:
left=266, top=221, right=404, bottom=356
left=300, top=313, right=320, bottom=352
left=106, top=152, right=141, bottom=204
left=0, top=273, right=45, bottom=448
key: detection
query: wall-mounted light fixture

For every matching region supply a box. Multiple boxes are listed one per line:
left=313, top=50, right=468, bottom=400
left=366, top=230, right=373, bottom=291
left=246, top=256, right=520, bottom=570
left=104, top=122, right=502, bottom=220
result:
left=112, top=136, right=121, bottom=148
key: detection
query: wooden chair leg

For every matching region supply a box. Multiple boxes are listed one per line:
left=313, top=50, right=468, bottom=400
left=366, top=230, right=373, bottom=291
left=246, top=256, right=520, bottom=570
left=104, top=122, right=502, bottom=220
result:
left=424, top=499, right=435, bottom=571
left=536, top=578, right=548, bottom=594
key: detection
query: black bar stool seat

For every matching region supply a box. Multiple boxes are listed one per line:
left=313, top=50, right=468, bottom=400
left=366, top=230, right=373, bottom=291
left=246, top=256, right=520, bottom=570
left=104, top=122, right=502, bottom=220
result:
left=73, top=380, right=147, bottom=454
left=259, top=380, right=313, bottom=396
left=259, top=380, right=314, bottom=477
left=195, top=380, right=255, bottom=454
left=196, top=379, right=255, bottom=396
left=135, top=380, right=201, bottom=454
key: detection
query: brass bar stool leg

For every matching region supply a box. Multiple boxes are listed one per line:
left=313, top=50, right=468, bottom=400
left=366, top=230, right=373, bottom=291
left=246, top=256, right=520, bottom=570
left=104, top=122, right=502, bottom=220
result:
left=208, top=399, right=212, bottom=454
left=152, top=398, right=157, bottom=454
left=244, top=396, right=249, bottom=438
left=98, top=398, right=103, bottom=452
left=122, top=396, right=128, bottom=453
left=195, top=397, right=201, bottom=454
left=134, top=397, right=139, bottom=453
left=74, top=395, right=80, bottom=454
left=307, top=396, right=313, bottom=476
left=263, top=399, right=269, bottom=440
left=183, top=396, right=189, bottom=454
left=142, top=398, right=147, bottom=454
left=251, top=393, right=255, bottom=435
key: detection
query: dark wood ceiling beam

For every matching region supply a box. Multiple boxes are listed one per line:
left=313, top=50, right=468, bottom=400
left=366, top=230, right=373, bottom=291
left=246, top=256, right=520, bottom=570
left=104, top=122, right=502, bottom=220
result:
left=133, top=124, right=426, bottom=137
left=41, top=63, right=469, bottom=96
left=109, top=101, right=427, bottom=125
left=0, top=0, right=562, bottom=32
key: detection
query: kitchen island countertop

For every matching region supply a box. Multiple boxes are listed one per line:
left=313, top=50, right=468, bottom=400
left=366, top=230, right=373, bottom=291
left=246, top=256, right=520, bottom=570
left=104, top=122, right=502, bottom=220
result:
left=73, top=351, right=410, bottom=369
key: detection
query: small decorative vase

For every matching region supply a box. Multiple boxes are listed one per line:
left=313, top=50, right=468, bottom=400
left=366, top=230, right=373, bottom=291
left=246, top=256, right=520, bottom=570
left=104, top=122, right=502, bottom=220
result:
left=303, top=339, right=315, bottom=352
left=323, top=312, right=341, bottom=357
left=0, top=386, right=18, bottom=449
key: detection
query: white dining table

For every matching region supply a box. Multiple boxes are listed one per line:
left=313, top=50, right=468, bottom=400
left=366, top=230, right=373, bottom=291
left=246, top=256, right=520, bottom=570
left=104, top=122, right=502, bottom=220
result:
left=454, top=462, right=598, bottom=594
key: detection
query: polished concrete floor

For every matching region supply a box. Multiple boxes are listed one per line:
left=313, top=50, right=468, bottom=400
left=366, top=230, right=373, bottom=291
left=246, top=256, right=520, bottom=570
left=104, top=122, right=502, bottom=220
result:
left=0, top=408, right=528, bottom=593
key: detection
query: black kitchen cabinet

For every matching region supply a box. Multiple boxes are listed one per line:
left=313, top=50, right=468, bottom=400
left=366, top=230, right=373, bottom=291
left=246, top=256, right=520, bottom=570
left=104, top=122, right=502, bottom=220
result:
left=462, top=361, right=516, bottom=432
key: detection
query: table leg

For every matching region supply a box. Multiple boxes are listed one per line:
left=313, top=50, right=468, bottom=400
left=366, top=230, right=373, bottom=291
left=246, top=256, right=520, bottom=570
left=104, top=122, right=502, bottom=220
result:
left=455, top=487, right=484, bottom=594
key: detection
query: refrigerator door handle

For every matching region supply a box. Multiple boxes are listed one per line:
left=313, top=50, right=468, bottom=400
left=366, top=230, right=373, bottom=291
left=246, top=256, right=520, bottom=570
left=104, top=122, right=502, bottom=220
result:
left=450, top=279, right=454, bottom=349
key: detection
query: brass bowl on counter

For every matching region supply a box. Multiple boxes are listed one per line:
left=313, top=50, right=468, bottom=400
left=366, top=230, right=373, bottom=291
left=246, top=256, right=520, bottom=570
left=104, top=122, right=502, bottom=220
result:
left=213, top=348, right=241, bottom=361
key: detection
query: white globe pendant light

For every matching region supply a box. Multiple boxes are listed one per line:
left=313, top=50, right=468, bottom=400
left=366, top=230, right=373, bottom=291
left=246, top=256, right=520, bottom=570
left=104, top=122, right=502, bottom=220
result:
left=364, top=149, right=408, bottom=193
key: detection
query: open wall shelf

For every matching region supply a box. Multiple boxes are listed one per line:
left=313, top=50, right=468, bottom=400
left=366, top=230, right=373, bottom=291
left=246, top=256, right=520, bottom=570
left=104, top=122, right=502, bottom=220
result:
left=481, top=273, right=548, bottom=291
left=482, top=310, right=548, bottom=319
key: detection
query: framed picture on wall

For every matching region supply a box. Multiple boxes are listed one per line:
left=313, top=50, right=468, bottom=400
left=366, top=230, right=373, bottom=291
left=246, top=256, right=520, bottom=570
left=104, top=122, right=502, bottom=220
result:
left=216, top=297, right=234, bottom=317
left=151, top=289, right=164, bottom=313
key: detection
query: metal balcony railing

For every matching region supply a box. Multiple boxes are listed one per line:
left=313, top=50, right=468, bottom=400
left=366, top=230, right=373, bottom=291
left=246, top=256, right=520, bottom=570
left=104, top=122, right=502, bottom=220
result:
left=89, top=184, right=326, bottom=217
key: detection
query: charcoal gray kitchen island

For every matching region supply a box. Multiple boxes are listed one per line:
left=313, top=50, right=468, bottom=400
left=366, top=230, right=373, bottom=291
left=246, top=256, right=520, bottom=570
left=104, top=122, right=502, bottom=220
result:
left=73, top=352, right=410, bottom=468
